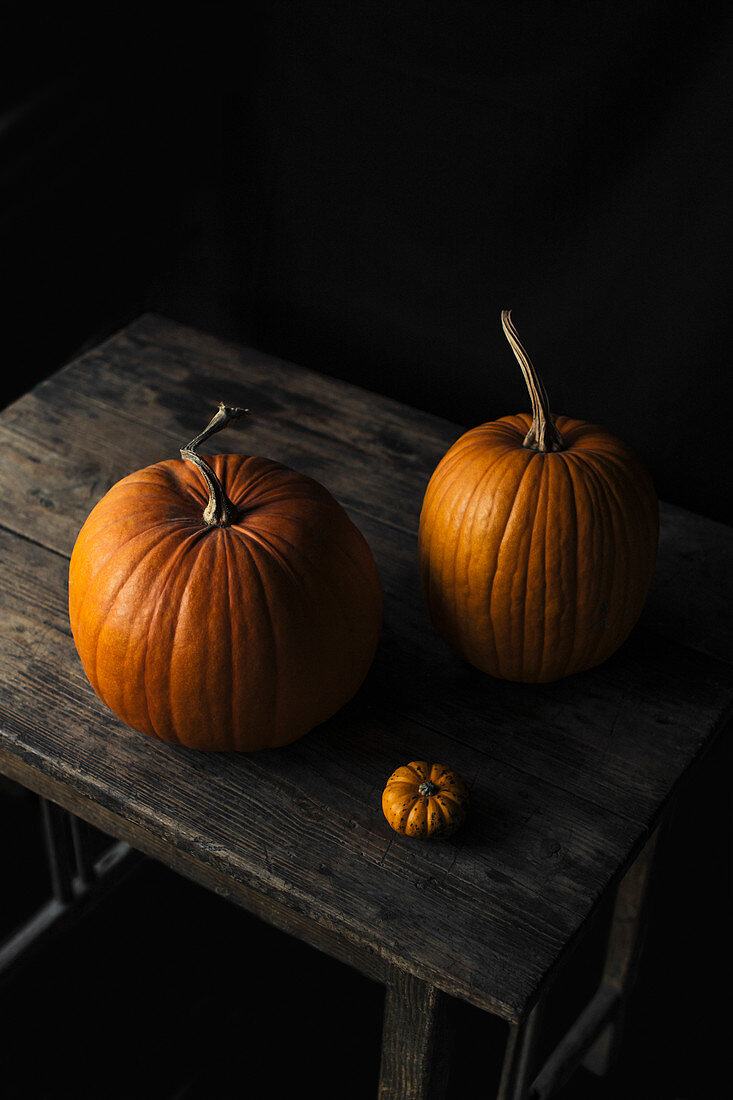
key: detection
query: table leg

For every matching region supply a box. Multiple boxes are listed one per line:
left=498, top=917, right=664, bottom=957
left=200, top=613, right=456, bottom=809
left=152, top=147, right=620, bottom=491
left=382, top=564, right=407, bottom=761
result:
left=497, top=999, right=544, bottom=1100
left=40, top=796, right=76, bottom=903
left=0, top=799, right=140, bottom=987
left=376, top=824, right=661, bottom=1100
left=498, top=824, right=662, bottom=1099
left=378, top=967, right=453, bottom=1099
left=582, top=824, right=661, bottom=1076
left=69, top=813, right=97, bottom=889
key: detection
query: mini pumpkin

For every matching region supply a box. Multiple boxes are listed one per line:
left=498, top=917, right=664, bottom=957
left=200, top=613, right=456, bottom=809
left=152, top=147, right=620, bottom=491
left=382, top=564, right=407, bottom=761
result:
left=418, top=311, right=659, bottom=682
left=382, top=762, right=470, bottom=839
left=68, top=403, right=383, bottom=751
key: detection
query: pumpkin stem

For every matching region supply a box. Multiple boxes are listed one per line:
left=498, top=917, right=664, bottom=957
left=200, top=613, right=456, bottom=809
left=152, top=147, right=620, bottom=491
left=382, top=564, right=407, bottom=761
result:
left=181, top=403, right=249, bottom=526
left=501, top=310, right=565, bottom=453
left=418, top=780, right=438, bottom=798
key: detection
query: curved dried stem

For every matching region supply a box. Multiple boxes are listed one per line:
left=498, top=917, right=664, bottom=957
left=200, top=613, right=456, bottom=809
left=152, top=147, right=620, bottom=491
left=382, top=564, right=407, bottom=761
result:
left=180, top=403, right=249, bottom=526
left=501, top=310, right=564, bottom=453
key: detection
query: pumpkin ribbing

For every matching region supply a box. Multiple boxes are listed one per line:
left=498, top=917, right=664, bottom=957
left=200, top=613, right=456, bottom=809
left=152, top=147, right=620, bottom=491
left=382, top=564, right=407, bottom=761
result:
left=69, top=408, right=383, bottom=751
left=417, top=312, right=659, bottom=683
left=382, top=762, right=470, bottom=839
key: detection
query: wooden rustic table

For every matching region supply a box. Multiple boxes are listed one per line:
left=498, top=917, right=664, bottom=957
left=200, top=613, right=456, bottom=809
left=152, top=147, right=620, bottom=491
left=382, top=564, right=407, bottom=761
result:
left=0, top=314, right=731, bottom=1098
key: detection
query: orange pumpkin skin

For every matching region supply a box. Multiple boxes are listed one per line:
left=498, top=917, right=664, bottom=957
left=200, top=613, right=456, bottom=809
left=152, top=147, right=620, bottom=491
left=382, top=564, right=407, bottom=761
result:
left=69, top=453, right=383, bottom=751
left=418, top=412, right=658, bottom=683
left=382, top=762, right=470, bottom=839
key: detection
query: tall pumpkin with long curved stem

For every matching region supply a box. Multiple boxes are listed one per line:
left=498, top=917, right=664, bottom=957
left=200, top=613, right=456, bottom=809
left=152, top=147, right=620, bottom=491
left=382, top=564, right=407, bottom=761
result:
left=69, top=404, right=383, bottom=751
left=418, top=312, right=659, bottom=683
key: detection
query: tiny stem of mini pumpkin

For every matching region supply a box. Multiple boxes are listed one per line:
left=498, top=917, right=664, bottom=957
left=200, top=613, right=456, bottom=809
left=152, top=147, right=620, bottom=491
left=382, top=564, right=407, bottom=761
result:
left=418, top=780, right=438, bottom=797
left=180, top=403, right=249, bottom=527
left=501, top=310, right=565, bottom=453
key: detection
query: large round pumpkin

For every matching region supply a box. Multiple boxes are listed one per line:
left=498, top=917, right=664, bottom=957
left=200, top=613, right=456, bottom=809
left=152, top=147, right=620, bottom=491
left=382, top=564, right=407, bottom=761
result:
left=418, top=312, right=659, bottom=683
left=69, top=404, right=383, bottom=751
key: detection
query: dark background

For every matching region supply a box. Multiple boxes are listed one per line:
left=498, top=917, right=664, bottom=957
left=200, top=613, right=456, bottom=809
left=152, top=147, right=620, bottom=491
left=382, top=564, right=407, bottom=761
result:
left=1, top=3, right=731, bottom=1097
left=3, top=2, right=733, bottom=520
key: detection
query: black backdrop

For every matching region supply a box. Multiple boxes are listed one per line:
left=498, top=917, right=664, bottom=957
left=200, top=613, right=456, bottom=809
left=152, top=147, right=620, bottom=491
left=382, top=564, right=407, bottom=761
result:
left=2, top=1, right=733, bottom=522
left=2, top=4, right=733, bottom=1097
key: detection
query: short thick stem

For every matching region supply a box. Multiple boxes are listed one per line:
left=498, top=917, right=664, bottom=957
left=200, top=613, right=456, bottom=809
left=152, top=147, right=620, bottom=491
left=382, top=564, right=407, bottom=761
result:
left=180, top=403, right=249, bottom=526
left=501, top=310, right=564, bottom=453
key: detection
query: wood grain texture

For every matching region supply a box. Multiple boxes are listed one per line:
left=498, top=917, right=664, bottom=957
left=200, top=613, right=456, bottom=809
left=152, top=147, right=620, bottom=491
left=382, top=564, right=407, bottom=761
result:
left=379, top=968, right=452, bottom=1099
left=1, top=312, right=731, bottom=1024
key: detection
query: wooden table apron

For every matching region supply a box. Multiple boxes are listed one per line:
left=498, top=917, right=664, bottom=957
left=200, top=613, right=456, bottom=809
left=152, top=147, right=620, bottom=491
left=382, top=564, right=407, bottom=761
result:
left=0, top=315, right=732, bottom=1040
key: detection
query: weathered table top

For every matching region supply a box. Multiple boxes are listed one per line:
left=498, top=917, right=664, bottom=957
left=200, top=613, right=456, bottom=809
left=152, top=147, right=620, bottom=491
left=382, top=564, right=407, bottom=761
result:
left=1, top=313, right=731, bottom=1025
